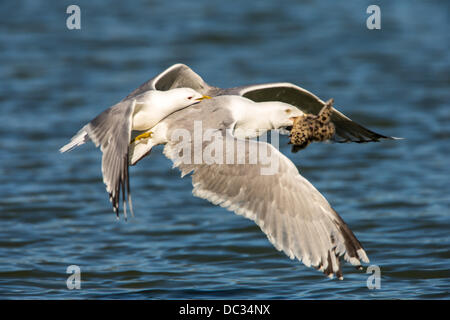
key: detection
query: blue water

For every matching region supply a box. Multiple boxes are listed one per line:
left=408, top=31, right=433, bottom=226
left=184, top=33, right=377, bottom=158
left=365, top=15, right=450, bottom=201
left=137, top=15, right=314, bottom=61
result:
left=0, top=0, right=448, bottom=299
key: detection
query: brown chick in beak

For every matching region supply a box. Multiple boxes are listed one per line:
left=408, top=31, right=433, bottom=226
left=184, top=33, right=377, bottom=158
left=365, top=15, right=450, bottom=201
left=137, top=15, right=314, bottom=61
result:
left=289, top=99, right=335, bottom=153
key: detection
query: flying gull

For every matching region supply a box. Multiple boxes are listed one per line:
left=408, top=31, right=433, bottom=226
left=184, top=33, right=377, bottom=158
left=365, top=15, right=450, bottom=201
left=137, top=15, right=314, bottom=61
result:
left=60, top=88, right=211, bottom=218
left=129, top=95, right=370, bottom=279
left=124, top=63, right=395, bottom=143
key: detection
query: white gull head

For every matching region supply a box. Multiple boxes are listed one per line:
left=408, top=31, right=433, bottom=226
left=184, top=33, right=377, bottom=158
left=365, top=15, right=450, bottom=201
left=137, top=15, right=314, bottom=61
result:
left=224, top=96, right=304, bottom=139
left=132, top=88, right=208, bottom=131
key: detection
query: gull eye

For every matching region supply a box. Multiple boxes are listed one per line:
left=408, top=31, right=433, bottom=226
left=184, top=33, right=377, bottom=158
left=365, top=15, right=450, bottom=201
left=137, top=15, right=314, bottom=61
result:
left=187, top=96, right=193, bottom=100
left=285, top=109, right=292, bottom=114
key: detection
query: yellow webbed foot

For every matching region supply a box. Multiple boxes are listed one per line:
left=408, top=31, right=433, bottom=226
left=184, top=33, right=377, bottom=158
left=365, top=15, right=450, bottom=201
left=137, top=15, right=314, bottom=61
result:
left=131, top=131, right=153, bottom=144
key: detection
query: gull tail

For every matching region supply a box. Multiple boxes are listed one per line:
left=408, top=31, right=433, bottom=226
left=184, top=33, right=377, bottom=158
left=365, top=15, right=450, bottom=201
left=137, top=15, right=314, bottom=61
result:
left=59, top=126, right=90, bottom=153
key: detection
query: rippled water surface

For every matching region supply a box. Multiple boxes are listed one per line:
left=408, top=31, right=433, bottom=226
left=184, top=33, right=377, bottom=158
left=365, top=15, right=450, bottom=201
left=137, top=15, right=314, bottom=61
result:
left=0, top=0, right=449, bottom=299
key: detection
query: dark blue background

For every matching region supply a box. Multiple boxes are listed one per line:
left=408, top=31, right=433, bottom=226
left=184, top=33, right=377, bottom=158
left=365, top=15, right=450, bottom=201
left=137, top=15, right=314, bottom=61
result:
left=0, top=0, right=448, bottom=298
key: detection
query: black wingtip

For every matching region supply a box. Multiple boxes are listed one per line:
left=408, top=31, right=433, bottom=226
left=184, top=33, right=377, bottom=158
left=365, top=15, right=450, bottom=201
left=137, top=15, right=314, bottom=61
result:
left=333, top=129, right=398, bottom=143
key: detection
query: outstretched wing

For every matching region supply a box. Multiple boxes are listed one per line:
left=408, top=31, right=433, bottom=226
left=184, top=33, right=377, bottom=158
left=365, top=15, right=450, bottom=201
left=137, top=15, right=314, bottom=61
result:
left=123, top=63, right=210, bottom=100
left=230, top=82, right=394, bottom=143
left=163, top=130, right=369, bottom=279
left=125, top=65, right=394, bottom=143
left=60, top=99, right=136, bottom=219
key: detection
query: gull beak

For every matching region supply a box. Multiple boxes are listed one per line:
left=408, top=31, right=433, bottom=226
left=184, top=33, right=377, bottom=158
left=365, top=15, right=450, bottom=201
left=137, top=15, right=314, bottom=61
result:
left=286, top=116, right=301, bottom=131
left=195, top=95, right=212, bottom=101
left=289, top=116, right=301, bottom=125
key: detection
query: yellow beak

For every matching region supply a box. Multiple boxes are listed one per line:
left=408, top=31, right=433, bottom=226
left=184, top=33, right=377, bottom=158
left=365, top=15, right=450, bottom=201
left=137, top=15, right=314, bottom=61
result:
left=195, top=95, right=212, bottom=101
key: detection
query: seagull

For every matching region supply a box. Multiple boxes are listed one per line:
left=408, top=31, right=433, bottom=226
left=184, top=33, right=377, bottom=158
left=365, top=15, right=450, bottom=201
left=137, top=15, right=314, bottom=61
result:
left=60, top=88, right=211, bottom=218
left=124, top=63, right=395, bottom=143
left=128, top=95, right=371, bottom=279
left=58, top=66, right=396, bottom=278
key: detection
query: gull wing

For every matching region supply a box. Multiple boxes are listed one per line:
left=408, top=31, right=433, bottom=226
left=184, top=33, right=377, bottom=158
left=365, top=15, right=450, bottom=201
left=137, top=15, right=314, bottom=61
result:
left=163, top=129, right=369, bottom=279
left=60, top=99, right=136, bottom=219
left=123, top=63, right=211, bottom=100
left=231, top=82, right=394, bottom=143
